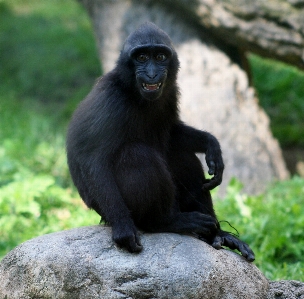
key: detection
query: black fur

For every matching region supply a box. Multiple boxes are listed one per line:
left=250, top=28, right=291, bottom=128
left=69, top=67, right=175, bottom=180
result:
left=67, top=22, right=254, bottom=261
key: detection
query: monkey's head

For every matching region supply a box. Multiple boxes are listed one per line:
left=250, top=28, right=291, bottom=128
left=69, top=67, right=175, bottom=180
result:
left=118, top=22, right=180, bottom=101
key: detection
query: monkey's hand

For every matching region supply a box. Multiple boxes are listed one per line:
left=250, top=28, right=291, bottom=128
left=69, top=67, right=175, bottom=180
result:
left=112, top=222, right=142, bottom=253
left=203, top=146, right=224, bottom=190
left=212, top=231, right=255, bottom=262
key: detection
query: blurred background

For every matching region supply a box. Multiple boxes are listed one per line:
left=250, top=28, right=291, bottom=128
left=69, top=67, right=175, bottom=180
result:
left=0, top=0, right=303, bottom=280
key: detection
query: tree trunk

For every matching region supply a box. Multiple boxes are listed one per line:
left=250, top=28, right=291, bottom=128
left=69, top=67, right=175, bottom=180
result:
left=78, top=0, right=290, bottom=195
left=191, top=0, right=304, bottom=69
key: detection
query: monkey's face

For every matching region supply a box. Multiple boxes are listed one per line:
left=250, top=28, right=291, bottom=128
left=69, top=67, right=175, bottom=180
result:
left=130, top=45, right=173, bottom=101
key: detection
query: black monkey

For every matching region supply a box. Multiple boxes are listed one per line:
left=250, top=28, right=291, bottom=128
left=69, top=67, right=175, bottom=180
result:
left=67, top=22, right=254, bottom=261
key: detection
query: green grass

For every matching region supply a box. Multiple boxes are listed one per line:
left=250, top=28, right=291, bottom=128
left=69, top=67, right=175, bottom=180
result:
left=1, top=0, right=304, bottom=282
left=0, top=94, right=100, bottom=257
left=0, top=0, right=101, bottom=257
left=0, top=0, right=101, bottom=106
left=249, top=54, right=304, bottom=147
left=214, top=177, right=304, bottom=281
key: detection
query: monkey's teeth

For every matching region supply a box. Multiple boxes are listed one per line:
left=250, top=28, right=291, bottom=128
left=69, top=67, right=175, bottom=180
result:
left=142, top=83, right=161, bottom=91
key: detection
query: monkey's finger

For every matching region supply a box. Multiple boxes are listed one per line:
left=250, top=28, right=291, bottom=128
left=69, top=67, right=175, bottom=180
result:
left=129, top=244, right=143, bottom=253
left=207, top=160, right=215, bottom=175
left=223, top=235, right=255, bottom=262
left=135, top=232, right=142, bottom=247
left=239, top=244, right=255, bottom=262
left=127, top=237, right=143, bottom=253
left=214, top=171, right=223, bottom=185
left=211, top=235, right=223, bottom=249
left=202, top=176, right=221, bottom=190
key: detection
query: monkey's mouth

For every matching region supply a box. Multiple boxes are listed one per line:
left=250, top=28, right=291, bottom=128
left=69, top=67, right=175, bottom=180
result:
left=142, top=82, right=162, bottom=91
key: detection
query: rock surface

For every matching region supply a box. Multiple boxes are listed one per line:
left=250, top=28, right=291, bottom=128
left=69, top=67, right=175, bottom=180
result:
left=0, top=226, right=269, bottom=299
left=268, top=280, right=304, bottom=299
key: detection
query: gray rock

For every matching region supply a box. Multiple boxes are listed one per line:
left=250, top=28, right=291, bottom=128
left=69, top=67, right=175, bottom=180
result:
left=0, top=226, right=268, bottom=299
left=268, top=280, right=304, bottom=299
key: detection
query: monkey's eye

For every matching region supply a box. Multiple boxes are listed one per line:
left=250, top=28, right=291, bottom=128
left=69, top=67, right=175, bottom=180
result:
left=137, top=54, right=149, bottom=62
left=155, top=53, right=167, bottom=61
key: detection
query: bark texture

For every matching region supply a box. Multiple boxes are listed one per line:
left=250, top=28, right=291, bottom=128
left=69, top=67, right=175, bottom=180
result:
left=81, top=0, right=304, bottom=69
left=78, top=0, right=290, bottom=195
left=184, top=0, right=304, bottom=69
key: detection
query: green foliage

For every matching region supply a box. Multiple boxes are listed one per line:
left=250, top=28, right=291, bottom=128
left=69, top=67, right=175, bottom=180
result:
left=249, top=54, right=304, bottom=147
left=0, top=0, right=102, bottom=260
left=0, top=95, right=100, bottom=258
left=214, top=177, right=304, bottom=280
left=0, top=0, right=100, bottom=104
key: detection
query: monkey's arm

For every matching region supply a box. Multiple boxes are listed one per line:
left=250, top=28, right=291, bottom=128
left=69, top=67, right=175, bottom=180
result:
left=170, top=122, right=224, bottom=190
left=78, top=161, right=143, bottom=253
